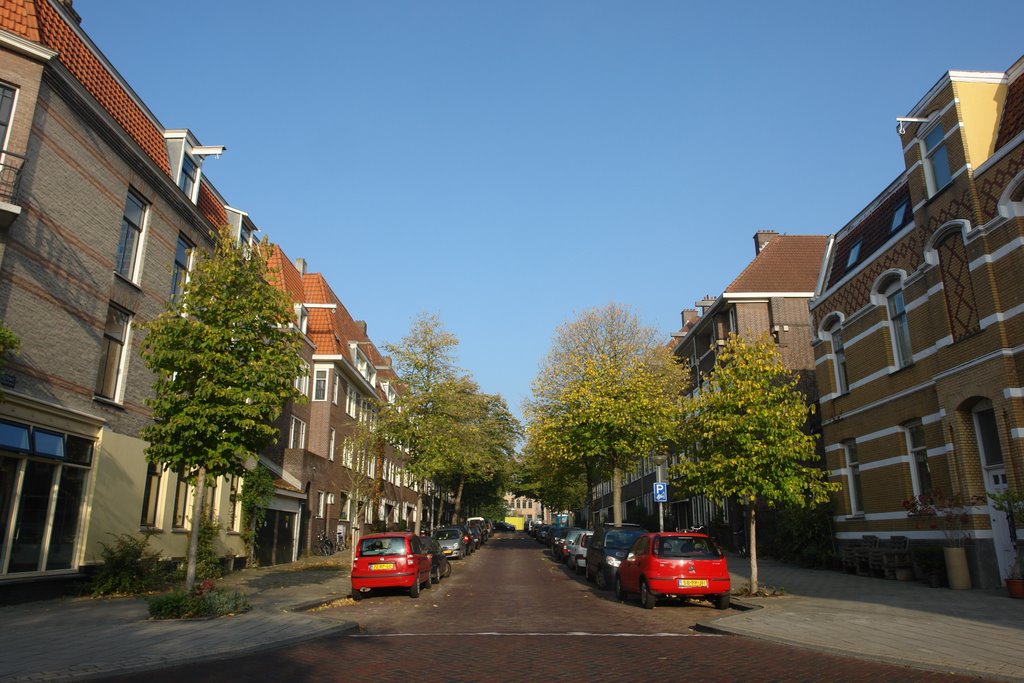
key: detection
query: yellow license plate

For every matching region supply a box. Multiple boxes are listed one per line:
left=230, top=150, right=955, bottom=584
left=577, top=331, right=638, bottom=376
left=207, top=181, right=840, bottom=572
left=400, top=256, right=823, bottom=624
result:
left=678, top=579, right=708, bottom=588
left=443, top=549, right=453, bottom=555
left=370, top=562, right=395, bottom=571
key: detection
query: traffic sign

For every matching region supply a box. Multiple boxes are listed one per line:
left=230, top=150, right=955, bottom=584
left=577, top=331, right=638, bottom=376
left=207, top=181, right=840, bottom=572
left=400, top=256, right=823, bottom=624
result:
left=653, top=482, right=668, bottom=503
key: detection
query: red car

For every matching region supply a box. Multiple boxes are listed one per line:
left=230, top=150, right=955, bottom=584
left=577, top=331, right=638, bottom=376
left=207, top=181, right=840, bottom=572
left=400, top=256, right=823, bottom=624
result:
left=615, top=532, right=731, bottom=610
left=351, top=532, right=432, bottom=600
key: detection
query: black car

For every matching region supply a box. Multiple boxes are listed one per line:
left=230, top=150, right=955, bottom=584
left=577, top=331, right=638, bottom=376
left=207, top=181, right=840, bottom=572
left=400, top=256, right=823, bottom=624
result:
left=585, top=522, right=647, bottom=591
left=420, top=536, right=451, bottom=583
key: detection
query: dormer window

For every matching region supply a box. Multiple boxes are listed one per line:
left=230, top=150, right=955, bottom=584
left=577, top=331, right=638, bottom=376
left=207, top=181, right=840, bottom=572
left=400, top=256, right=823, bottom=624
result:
left=923, top=122, right=952, bottom=196
left=294, top=304, right=308, bottom=334
left=178, top=154, right=197, bottom=200
left=890, top=200, right=910, bottom=233
left=845, top=240, right=862, bottom=270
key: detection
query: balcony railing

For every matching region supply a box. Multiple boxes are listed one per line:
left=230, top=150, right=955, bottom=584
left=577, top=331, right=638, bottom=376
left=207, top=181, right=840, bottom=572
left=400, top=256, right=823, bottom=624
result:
left=0, top=150, right=25, bottom=205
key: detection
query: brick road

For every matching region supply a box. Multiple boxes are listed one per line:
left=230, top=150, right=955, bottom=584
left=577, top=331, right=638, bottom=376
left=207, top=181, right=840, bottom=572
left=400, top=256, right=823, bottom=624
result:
left=102, top=535, right=983, bottom=682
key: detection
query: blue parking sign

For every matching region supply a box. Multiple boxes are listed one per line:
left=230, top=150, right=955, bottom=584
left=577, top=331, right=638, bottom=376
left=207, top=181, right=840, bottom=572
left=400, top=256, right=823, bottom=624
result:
left=653, top=482, right=668, bottom=502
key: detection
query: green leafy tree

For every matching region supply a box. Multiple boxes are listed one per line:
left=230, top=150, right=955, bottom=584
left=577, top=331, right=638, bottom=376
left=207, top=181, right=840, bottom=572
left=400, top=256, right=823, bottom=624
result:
left=526, top=303, right=686, bottom=527
left=672, top=333, right=838, bottom=592
left=0, top=321, right=19, bottom=400
left=139, top=230, right=305, bottom=591
left=239, top=464, right=275, bottom=567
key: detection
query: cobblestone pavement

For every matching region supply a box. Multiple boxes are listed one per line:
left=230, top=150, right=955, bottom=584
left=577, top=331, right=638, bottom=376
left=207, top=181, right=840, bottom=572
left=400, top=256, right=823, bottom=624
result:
left=100, top=536, right=987, bottom=683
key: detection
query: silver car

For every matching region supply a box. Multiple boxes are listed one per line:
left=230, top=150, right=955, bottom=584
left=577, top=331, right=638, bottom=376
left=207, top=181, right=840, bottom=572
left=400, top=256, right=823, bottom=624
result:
left=566, top=530, right=593, bottom=574
left=432, top=527, right=469, bottom=559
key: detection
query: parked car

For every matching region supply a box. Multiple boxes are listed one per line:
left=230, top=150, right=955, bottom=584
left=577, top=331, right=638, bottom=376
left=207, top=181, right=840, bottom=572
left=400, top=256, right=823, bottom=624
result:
left=536, top=524, right=552, bottom=544
left=615, top=532, right=731, bottom=609
left=585, top=522, right=647, bottom=590
left=467, top=520, right=487, bottom=544
left=559, top=528, right=586, bottom=565
left=432, top=526, right=469, bottom=560
left=351, top=532, right=432, bottom=600
left=420, top=536, right=452, bottom=584
left=466, top=524, right=482, bottom=551
left=494, top=521, right=515, bottom=532
left=550, top=526, right=574, bottom=561
left=566, top=530, right=592, bottom=574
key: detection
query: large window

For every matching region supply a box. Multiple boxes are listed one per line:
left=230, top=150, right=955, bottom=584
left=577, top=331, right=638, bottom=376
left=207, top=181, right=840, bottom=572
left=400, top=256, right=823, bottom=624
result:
left=843, top=440, right=863, bottom=516
left=328, top=428, right=336, bottom=462
left=0, top=84, right=15, bottom=149
left=288, top=416, right=306, bottom=449
left=923, top=122, right=952, bottom=196
left=313, top=369, right=328, bottom=401
left=884, top=281, right=912, bottom=368
left=346, top=382, right=359, bottom=417
left=828, top=319, right=848, bottom=395
left=114, top=189, right=147, bottom=281
left=94, top=304, right=131, bottom=401
left=172, top=475, right=190, bottom=529
left=905, top=422, right=931, bottom=495
left=170, top=234, right=193, bottom=303
left=178, top=155, right=197, bottom=200
left=294, top=361, right=310, bottom=396
left=140, top=462, right=162, bottom=528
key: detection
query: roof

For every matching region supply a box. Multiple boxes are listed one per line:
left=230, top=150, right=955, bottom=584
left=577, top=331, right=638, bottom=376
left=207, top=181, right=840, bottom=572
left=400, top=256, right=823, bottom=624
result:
left=0, top=0, right=41, bottom=43
left=826, top=182, right=910, bottom=289
left=266, top=246, right=306, bottom=311
left=726, top=234, right=829, bottom=294
left=995, top=56, right=1024, bottom=152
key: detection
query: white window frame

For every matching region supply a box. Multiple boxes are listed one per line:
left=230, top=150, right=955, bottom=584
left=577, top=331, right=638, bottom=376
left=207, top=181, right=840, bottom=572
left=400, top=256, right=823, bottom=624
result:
left=346, top=382, right=359, bottom=418
left=114, top=189, right=148, bottom=283
left=288, top=416, right=306, bottom=449
left=921, top=120, right=953, bottom=197
left=316, top=491, right=326, bottom=518
left=843, top=440, right=862, bottom=517
left=828, top=319, right=848, bottom=395
left=313, top=368, right=328, bottom=401
left=845, top=240, right=861, bottom=270
left=904, top=421, right=930, bottom=495
left=328, top=428, right=336, bottom=461
left=883, top=279, right=912, bottom=368
left=294, top=361, right=310, bottom=396
left=95, top=303, right=132, bottom=402
left=332, top=372, right=340, bottom=405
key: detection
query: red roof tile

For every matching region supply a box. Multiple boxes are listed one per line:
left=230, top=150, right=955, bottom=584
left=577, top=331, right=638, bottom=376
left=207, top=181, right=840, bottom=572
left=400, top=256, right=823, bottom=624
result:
left=826, top=183, right=911, bottom=289
left=995, top=58, right=1024, bottom=152
left=197, top=180, right=226, bottom=228
left=266, top=245, right=306, bottom=312
left=35, top=0, right=170, bottom=174
left=0, top=0, right=41, bottom=43
left=727, top=234, right=828, bottom=294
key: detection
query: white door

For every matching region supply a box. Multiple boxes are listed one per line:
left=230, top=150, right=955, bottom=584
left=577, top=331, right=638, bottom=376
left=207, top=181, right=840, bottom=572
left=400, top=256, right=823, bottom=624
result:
left=974, top=403, right=1015, bottom=579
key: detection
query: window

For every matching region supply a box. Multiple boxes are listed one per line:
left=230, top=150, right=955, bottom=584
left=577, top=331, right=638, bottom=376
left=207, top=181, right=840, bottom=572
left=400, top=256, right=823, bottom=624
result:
left=923, top=122, right=952, bottom=195
left=114, top=189, right=147, bottom=281
left=0, top=84, right=15, bottom=149
left=316, top=491, right=326, bottom=518
left=288, top=416, right=306, bottom=449
left=828, top=320, right=848, bottom=395
left=140, top=462, right=162, bottom=527
left=342, top=440, right=354, bottom=467
left=328, top=428, right=336, bottom=461
left=845, top=240, right=861, bottom=270
left=95, top=304, right=131, bottom=400
left=294, top=361, right=310, bottom=396
left=346, top=382, right=359, bottom=417
left=172, top=475, right=190, bottom=529
left=332, top=373, right=340, bottom=404
left=170, top=234, right=193, bottom=302
left=974, top=404, right=1004, bottom=468
left=906, top=422, right=931, bottom=495
left=884, top=281, right=912, bottom=367
left=313, top=369, right=328, bottom=401
left=890, top=200, right=910, bottom=233
left=178, top=155, right=197, bottom=200
left=204, top=476, right=218, bottom=521
left=228, top=475, right=241, bottom=531
left=843, top=440, right=862, bottom=516
left=294, top=304, right=308, bottom=334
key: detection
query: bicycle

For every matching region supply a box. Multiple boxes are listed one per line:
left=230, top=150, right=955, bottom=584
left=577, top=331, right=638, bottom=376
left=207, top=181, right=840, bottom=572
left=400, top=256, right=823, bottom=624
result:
left=312, top=532, right=336, bottom=556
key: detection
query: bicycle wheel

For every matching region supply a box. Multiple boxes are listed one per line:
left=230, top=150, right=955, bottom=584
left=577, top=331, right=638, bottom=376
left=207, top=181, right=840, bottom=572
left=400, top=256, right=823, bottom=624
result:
left=312, top=540, right=325, bottom=556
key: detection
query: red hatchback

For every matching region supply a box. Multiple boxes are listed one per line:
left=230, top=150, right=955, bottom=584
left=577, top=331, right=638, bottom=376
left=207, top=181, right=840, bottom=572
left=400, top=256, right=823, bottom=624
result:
left=615, top=532, right=731, bottom=610
left=351, top=532, right=432, bottom=600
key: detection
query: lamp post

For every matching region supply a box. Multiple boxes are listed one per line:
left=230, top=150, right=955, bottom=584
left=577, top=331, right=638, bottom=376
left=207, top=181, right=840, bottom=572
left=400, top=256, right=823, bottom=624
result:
left=652, top=453, right=669, bottom=532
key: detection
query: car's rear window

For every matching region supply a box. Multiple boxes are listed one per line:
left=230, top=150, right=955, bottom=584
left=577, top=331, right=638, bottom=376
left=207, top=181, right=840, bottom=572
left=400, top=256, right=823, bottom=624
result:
left=359, top=537, right=407, bottom=556
left=656, top=537, right=721, bottom=559
left=604, top=530, right=645, bottom=549
left=434, top=530, right=460, bottom=540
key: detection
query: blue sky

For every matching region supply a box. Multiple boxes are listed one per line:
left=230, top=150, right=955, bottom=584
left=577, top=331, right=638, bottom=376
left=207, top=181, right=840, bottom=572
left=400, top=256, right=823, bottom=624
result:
left=79, top=1, right=1023, bottom=419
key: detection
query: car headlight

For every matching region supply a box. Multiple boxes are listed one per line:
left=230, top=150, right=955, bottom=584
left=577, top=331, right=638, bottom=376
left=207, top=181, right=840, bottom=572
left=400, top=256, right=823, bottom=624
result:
left=605, top=555, right=621, bottom=567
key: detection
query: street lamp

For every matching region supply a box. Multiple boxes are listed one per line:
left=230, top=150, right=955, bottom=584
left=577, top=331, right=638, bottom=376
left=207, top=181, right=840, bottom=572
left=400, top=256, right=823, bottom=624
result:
left=652, top=452, right=669, bottom=532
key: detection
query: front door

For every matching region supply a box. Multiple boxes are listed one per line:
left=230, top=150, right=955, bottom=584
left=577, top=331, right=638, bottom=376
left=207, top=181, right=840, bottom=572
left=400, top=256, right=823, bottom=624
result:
left=974, top=403, right=1015, bottom=578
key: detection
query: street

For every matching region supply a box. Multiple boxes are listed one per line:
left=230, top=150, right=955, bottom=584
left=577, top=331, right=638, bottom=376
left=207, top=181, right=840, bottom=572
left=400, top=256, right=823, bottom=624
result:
left=102, top=533, right=977, bottom=682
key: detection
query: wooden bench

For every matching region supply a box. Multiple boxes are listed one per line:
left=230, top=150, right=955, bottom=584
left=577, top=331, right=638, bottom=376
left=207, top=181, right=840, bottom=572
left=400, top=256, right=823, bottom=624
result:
left=840, top=535, right=878, bottom=574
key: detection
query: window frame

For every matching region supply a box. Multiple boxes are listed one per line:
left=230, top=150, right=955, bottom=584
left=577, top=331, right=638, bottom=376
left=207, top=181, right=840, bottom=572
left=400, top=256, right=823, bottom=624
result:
left=170, top=233, right=194, bottom=303
left=313, top=368, right=328, bottom=401
left=905, top=421, right=931, bottom=496
left=828, top=320, right=848, bottom=395
left=94, top=303, right=132, bottom=402
left=843, top=440, right=863, bottom=517
left=884, top=280, right=913, bottom=368
left=178, top=154, right=198, bottom=201
left=140, top=462, right=162, bottom=528
left=294, top=361, right=310, bottom=396
left=328, top=427, right=336, bottom=461
left=114, top=189, right=148, bottom=282
left=288, top=416, right=307, bottom=450
left=845, top=240, right=862, bottom=270
left=922, top=121, right=953, bottom=196
left=0, top=83, right=17, bottom=153
left=890, top=200, right=911, bottom=233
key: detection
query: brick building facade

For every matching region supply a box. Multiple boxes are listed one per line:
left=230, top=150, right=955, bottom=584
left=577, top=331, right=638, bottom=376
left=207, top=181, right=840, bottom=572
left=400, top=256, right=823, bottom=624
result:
left=810, top=56, right=1024, bottom=588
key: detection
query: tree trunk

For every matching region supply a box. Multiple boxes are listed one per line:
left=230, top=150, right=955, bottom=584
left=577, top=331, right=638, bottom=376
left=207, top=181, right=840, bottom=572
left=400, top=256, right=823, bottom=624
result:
left=453, top=478, right=465, bottom=524
left=434, top=485, right=444, bottom=528
left=584, top=459, right=595, bottom=529
left=350, top=499, right=362, bottom=566
left=372, top=440, right=384, bottom=510
left=749, top=505, right=759, bottom=594
left=414, top=491, right=423, bottom=535
left=185, top=467, right=207, bottom=593
left=612, top=467, right=622, bottom=527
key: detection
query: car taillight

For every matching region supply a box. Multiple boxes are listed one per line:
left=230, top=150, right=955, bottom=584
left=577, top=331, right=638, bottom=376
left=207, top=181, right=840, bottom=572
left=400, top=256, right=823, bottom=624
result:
left=463, top=535, right=470, bottom=543
left=407, top=554, right=417, bottom=566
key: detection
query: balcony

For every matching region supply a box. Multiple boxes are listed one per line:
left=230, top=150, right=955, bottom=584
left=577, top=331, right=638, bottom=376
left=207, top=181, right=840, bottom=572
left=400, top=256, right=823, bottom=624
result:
left=0, top=150, right=25, bottom=229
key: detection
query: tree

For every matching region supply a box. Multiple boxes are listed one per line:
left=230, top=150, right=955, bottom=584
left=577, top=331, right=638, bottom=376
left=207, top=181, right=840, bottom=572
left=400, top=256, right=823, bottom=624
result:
left=0, top=321, right=18, bottom=400
left=671, top=333, right=838, bottom=592
left=139, top=230, right=305, bottom=591
left=341, top=421, right=384, bottom=562
left=526, top=303, right=686, bottom=527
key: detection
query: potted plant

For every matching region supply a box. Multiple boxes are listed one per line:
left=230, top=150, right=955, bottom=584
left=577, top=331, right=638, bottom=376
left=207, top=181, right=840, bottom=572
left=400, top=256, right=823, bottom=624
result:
left=988, top=487, right=1024, bottom=598
left=904, top=490, right=983, bottom=590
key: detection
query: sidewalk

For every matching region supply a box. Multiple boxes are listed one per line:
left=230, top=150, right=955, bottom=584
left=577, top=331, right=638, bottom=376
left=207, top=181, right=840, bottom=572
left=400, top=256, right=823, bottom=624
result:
left=699, top=554, right=1024, bottom=682
left=0, top=554, right=358, bottom=682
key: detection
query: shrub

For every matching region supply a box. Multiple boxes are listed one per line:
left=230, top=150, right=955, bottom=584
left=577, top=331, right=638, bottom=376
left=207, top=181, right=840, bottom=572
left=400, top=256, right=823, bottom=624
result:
left=90, top=532, right=165, bottom=597
left=765, top=501, right=836, bottom=568
left=147, top=581, right=249, bottom=619
left=172, top=518, right=224, bottom=582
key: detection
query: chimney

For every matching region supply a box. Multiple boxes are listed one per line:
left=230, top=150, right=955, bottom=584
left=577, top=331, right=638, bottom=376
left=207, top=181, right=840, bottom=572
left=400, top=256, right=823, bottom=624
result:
left=754, top=230, right=778, bottom=255
left=294, top=258, right=307, bottom=275
left=356, top=320, right=368, bottom=337
left=681, top=309, right=698, bottom=326
left=56, top=0, right=82, bottom=24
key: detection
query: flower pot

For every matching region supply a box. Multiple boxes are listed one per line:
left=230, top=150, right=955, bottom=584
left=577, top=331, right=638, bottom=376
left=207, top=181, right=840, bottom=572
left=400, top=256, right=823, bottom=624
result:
left=943, top=547, right=971, bottom=590
left=1007, top=578, right=1024, bottom=599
